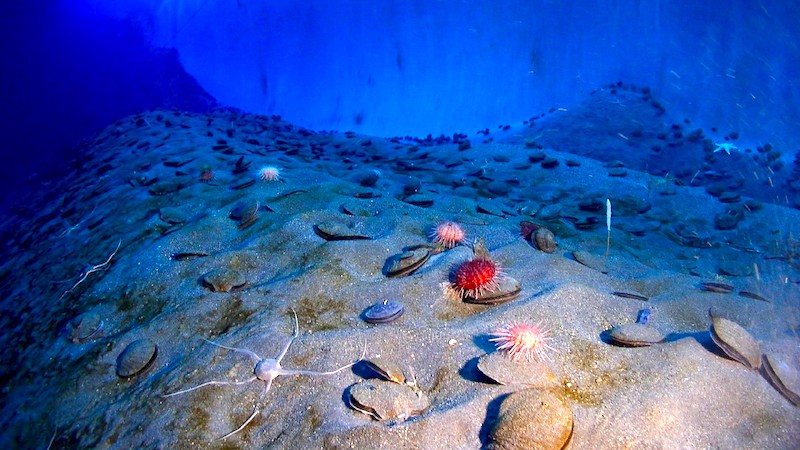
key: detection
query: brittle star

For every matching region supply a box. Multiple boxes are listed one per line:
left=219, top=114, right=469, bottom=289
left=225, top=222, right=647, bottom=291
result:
left=163, top=309, right=366, bottom=440
left=57, top=239, right=121, bottom=302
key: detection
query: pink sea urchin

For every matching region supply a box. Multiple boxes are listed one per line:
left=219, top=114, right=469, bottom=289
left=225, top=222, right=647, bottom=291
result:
left=431, top=221, right=465, bottom=248
left=258, top=166, right=281, bottom=182
left=490, top=322, right=556, bottom=362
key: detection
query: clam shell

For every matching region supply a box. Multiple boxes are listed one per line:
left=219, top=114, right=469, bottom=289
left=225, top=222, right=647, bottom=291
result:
left=532, top=227, right=557, bottom=253
left=201, top=268, right=247, bottom=292
left=116, top=338, right=158, bottom=378
left=477, top=351, right=559, bottom=388
left=709, top=313, right=761, bottom=370
left=462, top=276, right=521, bottom=305
left=489, top=388, right=573, bottom=450
left=761, top=354, right=800, bottom=406
left=67, top=311, right=104, bottom=343
left=348, top=379, right=429, bottom=422
left=362, top=301, right=405, bottom=324
left=385, top=247, right=431, bottom=278
left=607, top=323, right=665, bottom=347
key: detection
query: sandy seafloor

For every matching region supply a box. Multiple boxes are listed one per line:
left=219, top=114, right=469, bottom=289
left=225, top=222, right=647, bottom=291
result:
left=0, top=93, right=798, bottom=449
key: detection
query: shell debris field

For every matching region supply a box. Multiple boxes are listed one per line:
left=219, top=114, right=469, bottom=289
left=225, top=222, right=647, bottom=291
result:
left=0, top=106, right=798, bottom=449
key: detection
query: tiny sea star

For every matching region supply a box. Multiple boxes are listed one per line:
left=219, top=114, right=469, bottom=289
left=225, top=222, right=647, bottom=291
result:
left=714, top=142, right=738, bottom=155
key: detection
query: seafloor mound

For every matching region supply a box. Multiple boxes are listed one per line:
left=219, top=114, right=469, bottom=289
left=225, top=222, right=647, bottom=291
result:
left=0, top=107, right=797, bottom=449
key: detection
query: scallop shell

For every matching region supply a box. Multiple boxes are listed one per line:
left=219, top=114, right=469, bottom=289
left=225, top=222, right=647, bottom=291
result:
left=572, top=250, right=608, bottom=274
left=362, top=301, right=405, bottom=324
left=67, top=311, right=104, bottom=343
left=709, top=312, right=761, bottom=370
left=477, top=351, right=558, bottom=388
left=363, top=358, right=406, bottom=384
left=348, top=379, right=429, bottom=422
left=403, top=194, right=434, bottom=208
left=201, top=268, right=247, bottom=292
left=385, top=247, right=431, bottom=278
left=489, top=388, right=574, bottom=450
left=116, top=338, right=158, bottom=378
left=535, top=204, right=562, bottom=220
left=236, top=201, right=260, bottom=230
left=610, top=290, right=649, bottom=301
left=607, top=323, right=665, bottom=347
left=532, top=227, right=557, bottom=253
left=462, top=276, right=522, bottom=305
left=314, top=221, right=371, bottom=241
left=761, top=354, right=800, bottom=406
left=700, top=281, right=734, bottom=294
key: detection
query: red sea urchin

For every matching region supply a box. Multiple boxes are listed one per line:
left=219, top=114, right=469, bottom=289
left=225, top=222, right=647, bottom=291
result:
left=453, top=257, right=500, bottom=299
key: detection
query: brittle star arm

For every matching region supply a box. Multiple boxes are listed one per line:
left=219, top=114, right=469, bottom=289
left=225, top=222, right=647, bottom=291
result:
left=202, top=338, right=261, bottom=362
left=58, top=239, right=122, bottom=301
left=281, top=339, right=367, bottom=377
left=220, top=406, right=260, bottom=441
left=276, top=309, right=301, bottom=363
left=219, top=376, right=275, bottom=441
left=163, top=376, right=258, bottom=397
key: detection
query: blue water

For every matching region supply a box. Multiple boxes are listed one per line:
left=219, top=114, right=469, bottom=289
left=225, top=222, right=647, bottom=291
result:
left=2, top=1, right=799, bottom=209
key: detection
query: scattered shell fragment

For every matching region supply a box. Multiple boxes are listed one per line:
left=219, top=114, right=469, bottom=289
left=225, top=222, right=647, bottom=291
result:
left=201, top=268, right=247, bottom=292
left=607, top=323, right=665, bottom=347
left=532, top=227, right=557, bottom=253
left=363, top=358, right=406, bottom=384
left=709, top=311, right=761, bottom=370
left=462, top=276, right=522, bottom=305
left=67, top=311, right=104, bottom=343
left=700, top=281, right=734, bottom=294
left=385, top=246, right=431, bottom=277
left=362, top=300, right=405, bottom=324
left=761, top=354, right=800, bottom=406
left=314, top=221, right=371, bottom=241
left=116, top=338, right=158, bottom=378
left=348, top=379, right=429, bottom=422
left=477, top=351, right=559, bottom=388
left=489, top=388, right=574, bottom=450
